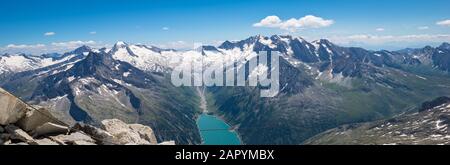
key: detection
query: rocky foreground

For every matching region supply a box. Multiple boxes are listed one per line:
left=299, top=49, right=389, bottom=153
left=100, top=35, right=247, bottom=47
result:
left=304, top=97, right=450, bottom=145
left=0, top=88, right=174, bottom=145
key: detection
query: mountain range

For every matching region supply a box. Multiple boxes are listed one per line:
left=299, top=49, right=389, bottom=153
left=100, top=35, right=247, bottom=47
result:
left=1, top=35, right=450, bottom=144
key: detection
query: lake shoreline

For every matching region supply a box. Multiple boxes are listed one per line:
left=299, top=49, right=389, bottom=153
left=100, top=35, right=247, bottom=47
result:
left=195, top=87, right=242, bottom=145
left=196, top=113, right=242, bottom=145
left=213, top=113, right=244, bottom=145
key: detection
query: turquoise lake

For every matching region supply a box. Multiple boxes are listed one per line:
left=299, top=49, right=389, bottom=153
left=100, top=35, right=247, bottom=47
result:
left=196, top=114, right=241, bottom=145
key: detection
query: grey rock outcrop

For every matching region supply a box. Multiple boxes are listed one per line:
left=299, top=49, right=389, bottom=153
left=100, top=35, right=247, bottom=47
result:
left=0, top=88, right=29, bottom=125
left=71, top=123, right=116, bottom=145
left=34, top=138, right=59, bottom=145
left=50, top=132, right=96, bottom=145
left=5, top=125, right=36, bottom=144
left=33, top=122, right=69, bottom=137
left=100, top=119, right=158, bottom=145
left=16, top=108, right=60, bottom=132
left=1, top=87, right=175, bottom=145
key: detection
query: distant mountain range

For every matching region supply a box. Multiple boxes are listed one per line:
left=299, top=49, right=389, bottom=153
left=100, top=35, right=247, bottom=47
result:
left=1, top=35, right=450, bottom=144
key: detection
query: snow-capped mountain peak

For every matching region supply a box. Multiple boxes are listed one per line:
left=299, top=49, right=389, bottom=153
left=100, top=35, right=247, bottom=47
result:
left=65, top=45, right=93, bottom=56
left=0, top=53, right=39, bottom=74
left=115, top=41, right=128, bottom=47
left=109, top=42, right=175, bottom=73
left=110, top=41, right=129, bottom=53
left=0, top=45, right=96, bottom=76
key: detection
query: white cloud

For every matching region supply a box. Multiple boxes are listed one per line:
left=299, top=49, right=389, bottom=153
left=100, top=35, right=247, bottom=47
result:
left=51, top=40, right=97, bottom=49
left=328, top=34, right=450, bottom=45
left=253, top=15, right=282, bottom=28
left=44, top=32, right=56, bottom=36
left=437, top=19, right=450, bottom=26
left=375, top=28, right=385, bottom=32
left=1, top=44, right=48, bottom=54
left=295, top=15, right=334, bottom=28
left=90, top=31, right=97, bottom=35
left=162, top=27, right=170, bottom=31
left=1, top=40, right=106, bottom=54
left=156, top=40, right=224, bottom=50
left=253, top=15, right=334, bottom=31
left=6, top=44, right=46, bottom=49
left=157, top=41, right=193, bottom=50
left=210, top=40, right=225, bottom=47
left=418, top=26, right=429, bottom=30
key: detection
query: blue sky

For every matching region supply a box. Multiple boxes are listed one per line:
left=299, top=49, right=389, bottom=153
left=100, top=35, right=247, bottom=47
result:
left=1, top=0, right=450, bottom=54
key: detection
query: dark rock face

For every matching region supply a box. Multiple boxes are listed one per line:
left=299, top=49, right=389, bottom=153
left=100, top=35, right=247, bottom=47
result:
left=199, top=45, right=222, bottom=55
left=432, top=48, right=450, bottom=72
left=396, top=43, right=450, bottom=72
left=439, top=42, right=450, bottom=50
left=420, top=96, right=450, bottom=112
left=304, top=97, right=450, bottom=145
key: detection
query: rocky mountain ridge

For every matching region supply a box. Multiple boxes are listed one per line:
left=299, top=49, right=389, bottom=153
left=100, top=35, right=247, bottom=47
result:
left=303, top=97, right=450, bottom=145
left=2, top=35, right=450, bottom=145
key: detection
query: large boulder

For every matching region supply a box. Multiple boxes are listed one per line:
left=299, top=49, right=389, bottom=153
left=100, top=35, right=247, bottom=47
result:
left=34, top=138, right=59, bottom=145
left=129, top=124, right=158, bottom=144
left=32, top=122, right=69, bottom=137
left=71, top=123, right=116, bottom=145
left=16, top=108, right=63, bottom=132
left=50, top=132, right=96, bottom=145
left=5, top=125, right=36, bottom=144
left=0, top=88, right=29, bottom=125
left=101, top=119, right=158, bottom=145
